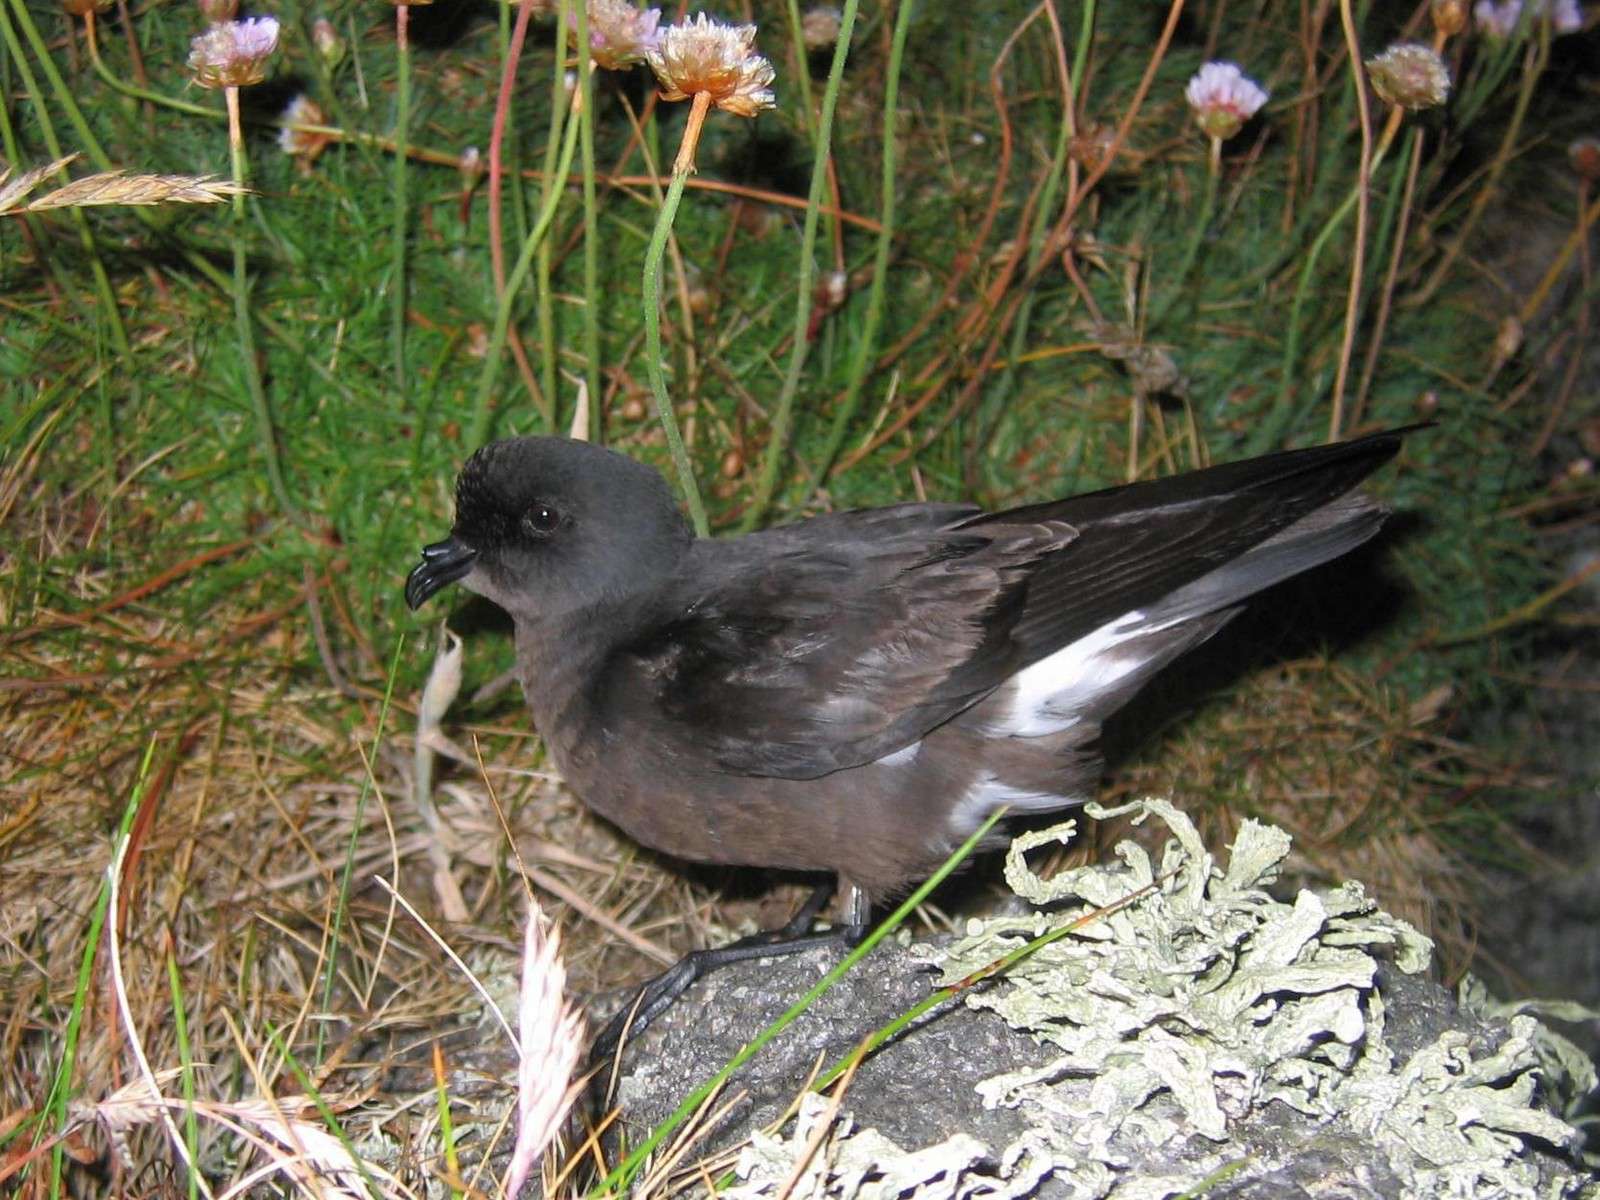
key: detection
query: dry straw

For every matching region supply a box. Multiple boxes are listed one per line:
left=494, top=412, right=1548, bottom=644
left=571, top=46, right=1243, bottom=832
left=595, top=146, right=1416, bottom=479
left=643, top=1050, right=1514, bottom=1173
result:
left=0, top=155, right=245, bottom=215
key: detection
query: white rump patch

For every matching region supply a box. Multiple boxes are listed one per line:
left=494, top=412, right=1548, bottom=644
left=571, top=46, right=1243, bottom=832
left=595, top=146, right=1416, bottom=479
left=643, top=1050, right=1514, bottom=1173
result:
left=950, top=771, right=1071, bottom=835
left=995, top=609, right=1174, bottom=738
left=877, top=740, right=921, bottom=768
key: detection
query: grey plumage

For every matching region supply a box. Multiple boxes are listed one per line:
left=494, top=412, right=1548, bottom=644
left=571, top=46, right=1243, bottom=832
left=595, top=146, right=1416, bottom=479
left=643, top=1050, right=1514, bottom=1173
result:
left=406, top=429, right=1410, bottom=911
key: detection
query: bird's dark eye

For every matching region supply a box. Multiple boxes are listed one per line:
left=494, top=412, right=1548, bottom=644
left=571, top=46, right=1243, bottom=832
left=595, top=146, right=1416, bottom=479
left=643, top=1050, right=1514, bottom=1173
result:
left=523, top=504, right=561, bottom=536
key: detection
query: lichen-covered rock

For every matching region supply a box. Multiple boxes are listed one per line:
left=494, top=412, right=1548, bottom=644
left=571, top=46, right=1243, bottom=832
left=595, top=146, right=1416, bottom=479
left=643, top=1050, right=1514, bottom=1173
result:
left=605, top=802, right=1598, bottom=1199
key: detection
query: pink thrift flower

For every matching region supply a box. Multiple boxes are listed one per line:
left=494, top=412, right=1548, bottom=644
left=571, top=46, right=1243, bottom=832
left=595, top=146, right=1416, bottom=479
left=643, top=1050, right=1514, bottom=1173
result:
left=1545, top=0, right=1583, bottom=31
left=1476, top=0, right=1583, bottom=35
left=188, top=16, right=279, bottom=88
left=581, top=0, right=662, bottom=71
left=1475, top=0, right=1523, bottom=33
left=1184, top=61, right=1269, bottom=141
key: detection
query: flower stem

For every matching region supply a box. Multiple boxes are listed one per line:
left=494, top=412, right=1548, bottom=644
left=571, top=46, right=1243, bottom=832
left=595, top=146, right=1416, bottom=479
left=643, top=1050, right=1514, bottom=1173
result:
left=672, top=89, right=713, bottom=176
left=1329, top=0, right=1378, bottom=441
left=642, top=133, right=710, bottom=537
left=391, top=3, right=411, bottom=406
left=574, top=12, right=601, bottom=442
left=467, top=102, right=582, bottom=447
left=1255, top=110, right=1402, bottom=454
left=227, top=85, right=296, bottom=519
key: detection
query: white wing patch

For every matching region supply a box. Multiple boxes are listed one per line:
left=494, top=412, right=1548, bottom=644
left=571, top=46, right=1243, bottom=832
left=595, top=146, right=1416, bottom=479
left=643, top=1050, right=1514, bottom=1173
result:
left=950, top=770, right=1073, bottom=836
left=876, top=740, right=920, bottom=768
left=988, top=609, right=1175, bottom=737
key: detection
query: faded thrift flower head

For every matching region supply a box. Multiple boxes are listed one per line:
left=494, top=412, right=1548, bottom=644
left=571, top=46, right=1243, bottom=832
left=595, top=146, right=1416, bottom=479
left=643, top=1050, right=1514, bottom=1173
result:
left=647, top=13, right=776, bottom=117
left=801, top=6, right=843, bottom=50
left=278, top=94, right=332, bottom=171
left=198, top=0, right=239, bottom=24
left=1184, top=62, right=1268, bottom=141
left=1431, top=0, right=1470, bottom=34
left=1570, top=136, right=1600, bottom=182
left=188, top=16, right=279, bottom=88
left=578, top=0, right=661, bottom=71
left=311, top=17, right=344, bottom=66
left=1366, top=43, right=1450, bottom=110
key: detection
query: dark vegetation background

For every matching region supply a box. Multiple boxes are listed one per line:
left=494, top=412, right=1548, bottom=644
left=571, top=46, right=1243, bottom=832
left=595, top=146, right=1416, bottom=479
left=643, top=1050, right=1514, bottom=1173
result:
left=3, top=0, right=1597, bottom=1192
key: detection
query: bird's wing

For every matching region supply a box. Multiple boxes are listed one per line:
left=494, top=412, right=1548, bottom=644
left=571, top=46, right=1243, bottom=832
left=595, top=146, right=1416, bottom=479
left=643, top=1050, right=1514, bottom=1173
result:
left=592, top=503, right=1073, bottom=780
left=589, top=429, right=1408, bottom=781
left=970, top=427, right=1408, bottom=660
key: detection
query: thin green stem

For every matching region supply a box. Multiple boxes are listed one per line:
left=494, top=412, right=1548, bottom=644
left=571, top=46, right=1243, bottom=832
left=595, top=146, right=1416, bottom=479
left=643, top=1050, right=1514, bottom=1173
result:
left=808, top=0, right=913, bottom=499
left=164, top=952, right=201, bottom=1200
left=468, top=105, right=582, bottom=446
left=227, top=87, right=296, bottom=519
left=1353, top=126, right=1423, bottom=427
left=391, top=4, right=411, bottom=406
left=741, top=0, right=860, bottom=531
left=782, top=0, right=817, bottom=136
left=1024, top=0, right=1079, bottom=273
left=536, top=3, right=572, bottom=421
left=642, top=160, right=709, bottom=536
left=84, top=13, right=214, bottom=118
left=1070, top=0, right=1096, bottom=107
left=575, top=4, right=602, bottom=440
left=1329, top=0, right=1376, bottom=440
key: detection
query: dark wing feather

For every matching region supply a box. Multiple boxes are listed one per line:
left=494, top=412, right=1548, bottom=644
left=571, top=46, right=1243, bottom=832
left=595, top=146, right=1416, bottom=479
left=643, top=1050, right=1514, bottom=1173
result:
left=972, top=428, right=1409, bottom=661
left=594, top=503, right=1073, bottom=779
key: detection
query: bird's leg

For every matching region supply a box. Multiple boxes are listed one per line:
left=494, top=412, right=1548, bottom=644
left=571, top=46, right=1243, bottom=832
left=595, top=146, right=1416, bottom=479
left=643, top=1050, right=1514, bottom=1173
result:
left=586, top=877, right=868, bottom=1076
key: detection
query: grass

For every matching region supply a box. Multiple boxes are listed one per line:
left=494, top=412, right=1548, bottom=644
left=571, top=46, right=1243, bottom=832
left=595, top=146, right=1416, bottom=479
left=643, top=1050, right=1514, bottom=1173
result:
left=3, top=0, right=1598, bottom=1194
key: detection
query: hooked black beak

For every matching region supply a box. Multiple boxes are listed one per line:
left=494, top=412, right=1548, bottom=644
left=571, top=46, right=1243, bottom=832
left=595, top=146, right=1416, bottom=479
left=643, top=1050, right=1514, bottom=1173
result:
left=406, top=536, right=478, bottom=610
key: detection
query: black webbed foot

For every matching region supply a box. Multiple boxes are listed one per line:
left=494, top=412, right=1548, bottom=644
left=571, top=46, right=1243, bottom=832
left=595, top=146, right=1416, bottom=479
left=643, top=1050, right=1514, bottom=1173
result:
left=585, top=880, right=867, bottom=1092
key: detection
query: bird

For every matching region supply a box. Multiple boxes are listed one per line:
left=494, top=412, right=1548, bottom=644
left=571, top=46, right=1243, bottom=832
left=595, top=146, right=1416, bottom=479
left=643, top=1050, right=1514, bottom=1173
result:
left=406, top=428, right=1410, bottom=1047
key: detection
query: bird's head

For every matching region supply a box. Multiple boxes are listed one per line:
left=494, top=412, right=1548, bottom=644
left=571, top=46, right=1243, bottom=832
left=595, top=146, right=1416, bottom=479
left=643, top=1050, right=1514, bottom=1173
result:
left=405, top=436, right=693, bottom=619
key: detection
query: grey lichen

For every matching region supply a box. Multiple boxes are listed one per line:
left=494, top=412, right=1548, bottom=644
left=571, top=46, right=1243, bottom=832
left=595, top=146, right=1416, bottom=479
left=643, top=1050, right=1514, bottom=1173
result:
left=725, top=800, right=1596, bottom=1199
